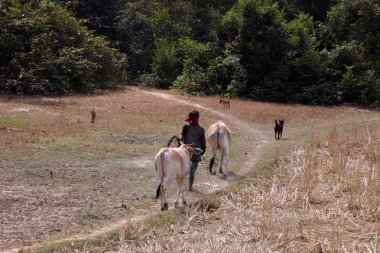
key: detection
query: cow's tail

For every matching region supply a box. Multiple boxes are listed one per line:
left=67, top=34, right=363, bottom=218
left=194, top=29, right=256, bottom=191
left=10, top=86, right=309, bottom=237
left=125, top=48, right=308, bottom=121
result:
left=208, top=128, right=219, bottom=173
left=155, top=152, right=165, bottom=199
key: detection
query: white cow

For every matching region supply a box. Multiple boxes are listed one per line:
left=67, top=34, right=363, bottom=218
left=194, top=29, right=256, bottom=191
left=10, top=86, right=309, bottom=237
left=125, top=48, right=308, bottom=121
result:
left=206, top=121, right=232, bottom=179
left=155, top=144, right=201, bottom=211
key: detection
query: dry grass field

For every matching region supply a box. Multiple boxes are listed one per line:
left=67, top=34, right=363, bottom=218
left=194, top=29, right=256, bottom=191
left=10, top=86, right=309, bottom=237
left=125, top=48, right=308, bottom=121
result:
left=1, top=88, right=379, bottom=252
left=118, top=122, right=380, bottom=253
left=0, top=88, right=256, bottom=251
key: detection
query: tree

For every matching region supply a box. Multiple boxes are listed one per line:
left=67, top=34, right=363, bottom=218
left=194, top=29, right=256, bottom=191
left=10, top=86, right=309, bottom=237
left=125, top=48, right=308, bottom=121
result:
left=0, top=0, right=127, bottom=95
left=54, top=0, right=121, bottom=40
left=326, top=0, right=380, bottom=105
left=219, top=0, right=332, bottom=103
left=276, top=0, right=336, bottom=22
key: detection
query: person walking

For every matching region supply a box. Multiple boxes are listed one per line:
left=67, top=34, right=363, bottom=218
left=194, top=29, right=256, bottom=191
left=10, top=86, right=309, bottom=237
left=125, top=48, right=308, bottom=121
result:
left=178, top=110, right=206, bottom=191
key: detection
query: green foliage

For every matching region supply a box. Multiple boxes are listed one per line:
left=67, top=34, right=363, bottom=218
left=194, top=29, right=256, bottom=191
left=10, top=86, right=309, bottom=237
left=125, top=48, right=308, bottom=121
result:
left=280, top=14, right=331, bottom=104
left=326, top=0, right=380, bottom=105
left=1, top=0, right=378, bottom=105
left=0, top=117, right=29, bottom=127
left=173, top=38, right=246, bottom=96
left=277, top=0, right=335, bottom=21
left=206, top=54, right=247, bottom=96
left=173, top=38, right=215, bottom=94
left=220, top=5, right=242, bottom=44
left=116, top=0, right=155, bottom=79
left=141, top=38, right=181, bottom=88
left=179, top=38, right=215, bottom=70
left=0, top=0, right=127, bottom=95
left=173, top=64, right=208, bottom=95
left=116, top=0, right=235, bottom=82
left=55, top=0, right=120, bottom=40
left=221, top=0, right=332, bottom=104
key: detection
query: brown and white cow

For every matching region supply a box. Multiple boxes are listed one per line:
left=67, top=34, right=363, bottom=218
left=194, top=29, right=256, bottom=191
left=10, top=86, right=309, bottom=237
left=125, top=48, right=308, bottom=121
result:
left=219, top=96, right=230, bottom=109
left=155, top=144, right=202, bottom=211
left=206, top=121, right=232, bottom=179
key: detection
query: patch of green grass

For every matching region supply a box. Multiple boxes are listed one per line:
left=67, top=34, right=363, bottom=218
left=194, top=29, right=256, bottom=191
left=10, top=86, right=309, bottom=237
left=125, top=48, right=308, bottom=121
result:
left=75, top=212, right=110, bottom=226
left=0, top=117, right=28, bottom=127
left=33, top=209, right=186, bottom=253
left=124, top=208, right=186, bottom=240
left=96, top=132, right=166, bottom=145
left=34, top=229, right=122, bottom=253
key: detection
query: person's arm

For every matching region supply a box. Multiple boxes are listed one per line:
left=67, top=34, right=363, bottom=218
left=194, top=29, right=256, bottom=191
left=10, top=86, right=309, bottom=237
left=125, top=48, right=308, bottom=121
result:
left=177, top=125, right=188, bottom=143
left=200, top=129, right=206, bottom=155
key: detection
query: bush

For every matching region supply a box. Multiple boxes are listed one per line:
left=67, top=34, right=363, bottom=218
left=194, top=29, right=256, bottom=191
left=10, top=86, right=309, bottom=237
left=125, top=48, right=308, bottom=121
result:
left=326, top=0, right=380, bottom=105
left=0, top=0, right=127, bottom=95
left=148, top=38, right=181, bottom=88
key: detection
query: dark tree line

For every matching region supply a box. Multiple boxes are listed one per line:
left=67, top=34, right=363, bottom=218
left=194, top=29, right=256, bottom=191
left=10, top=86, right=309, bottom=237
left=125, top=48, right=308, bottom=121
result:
left=1, top=0, right=379, bottom=106
left=0, top=0, right=126, bottom=94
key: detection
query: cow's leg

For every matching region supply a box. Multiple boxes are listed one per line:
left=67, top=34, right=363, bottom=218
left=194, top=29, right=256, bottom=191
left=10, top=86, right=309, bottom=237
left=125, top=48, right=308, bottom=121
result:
left=181, top=176, right=187, bottom=204
left=160, top=183, right=169, bottom=211
left=181, top=179, right=187, bottom=205
left=211, top=148, right=218, bottom=175
left=217, top=135, right=229, bottom=179
left=221, top=147, right=229, bottom=180
left=175, top=176, right=182, bottom=208
left=159, top=184, right=164, bottom=210
left=212, top=155, right=218, bottom=175
left=219, top=150, right=224, bottom=174
left=175, top=187, right=180, bottom=208
left=175, top=177, right=187, bottom=207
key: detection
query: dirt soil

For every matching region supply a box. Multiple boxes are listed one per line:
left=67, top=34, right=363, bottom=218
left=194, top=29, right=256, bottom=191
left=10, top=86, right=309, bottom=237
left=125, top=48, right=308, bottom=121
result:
left=1, top=88, right=270, bottom=252
left=3, top=88, right=378, bottom=253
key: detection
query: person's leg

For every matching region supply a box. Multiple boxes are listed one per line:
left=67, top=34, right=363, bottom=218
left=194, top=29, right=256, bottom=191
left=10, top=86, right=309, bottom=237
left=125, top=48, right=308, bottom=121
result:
left=188, top=161, right=199, bottom=191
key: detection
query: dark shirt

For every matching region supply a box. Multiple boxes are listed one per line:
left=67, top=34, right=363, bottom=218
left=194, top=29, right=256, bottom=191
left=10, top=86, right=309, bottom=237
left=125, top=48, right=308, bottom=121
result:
left=181, top=124, right=206, bottom=162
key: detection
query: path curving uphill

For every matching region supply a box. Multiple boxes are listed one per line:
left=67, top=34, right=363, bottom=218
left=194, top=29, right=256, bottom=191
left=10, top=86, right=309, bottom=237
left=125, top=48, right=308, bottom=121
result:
left=140, top=89, right=270, bottom=180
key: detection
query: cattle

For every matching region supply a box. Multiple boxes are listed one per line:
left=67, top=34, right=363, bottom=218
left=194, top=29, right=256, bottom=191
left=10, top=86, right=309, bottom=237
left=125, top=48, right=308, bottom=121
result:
left=274, top=119, right=284, bottom=140
left=206, top=121, right=232, bottom=179
left=154, top=144, right=202, bottom=211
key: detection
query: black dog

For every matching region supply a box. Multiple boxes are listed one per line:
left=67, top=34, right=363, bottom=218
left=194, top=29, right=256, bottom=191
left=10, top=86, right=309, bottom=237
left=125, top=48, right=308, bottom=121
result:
left=274, top=119, right=284, bottom=140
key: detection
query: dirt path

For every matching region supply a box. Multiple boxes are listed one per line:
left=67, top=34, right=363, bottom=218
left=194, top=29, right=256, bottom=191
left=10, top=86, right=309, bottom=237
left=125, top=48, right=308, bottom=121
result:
left=4, top=89, right=270, bottom=253
left=141, top=89, right=270, bottom=179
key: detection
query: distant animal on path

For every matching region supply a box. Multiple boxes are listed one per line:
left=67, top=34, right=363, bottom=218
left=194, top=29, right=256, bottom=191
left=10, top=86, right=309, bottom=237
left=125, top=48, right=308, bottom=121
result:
left=206, top=121, right=232, bottom=179
left=219, top=96, right=230, bottom=109
left=274, top=119, right=284, bottom=140
left=155, top=144, right=202, bottom=211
